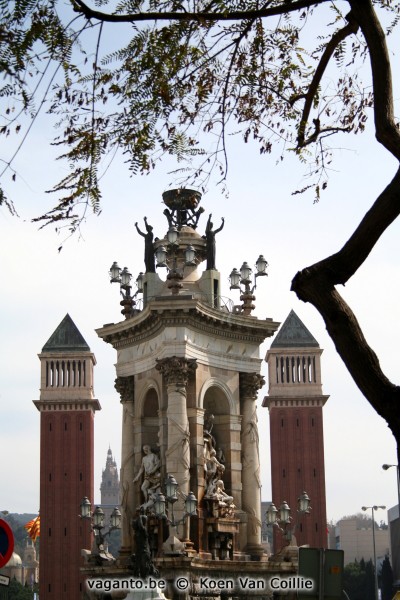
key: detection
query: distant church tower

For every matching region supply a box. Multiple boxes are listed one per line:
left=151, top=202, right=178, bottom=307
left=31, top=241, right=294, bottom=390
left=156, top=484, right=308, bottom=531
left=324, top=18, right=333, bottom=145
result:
left=34, top=314, right=100, bottom=599
left=100, top=447, right=120, bottom=522
left=263, top=310, right=329, bottom=549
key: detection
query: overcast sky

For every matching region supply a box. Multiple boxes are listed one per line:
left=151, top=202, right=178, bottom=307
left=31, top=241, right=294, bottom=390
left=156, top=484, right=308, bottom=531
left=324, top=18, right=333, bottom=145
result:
left=1, top=5, right=400, bottom=527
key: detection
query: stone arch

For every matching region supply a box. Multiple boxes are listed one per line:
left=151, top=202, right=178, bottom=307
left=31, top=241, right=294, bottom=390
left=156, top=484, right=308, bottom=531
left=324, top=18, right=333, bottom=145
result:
left=134, top=380, right=161, bottom=453
left=198, top=377, right=236, bottom=414
left=199, top=378, right=240, bottom=505
left=135, top=379, right=161, bottom=419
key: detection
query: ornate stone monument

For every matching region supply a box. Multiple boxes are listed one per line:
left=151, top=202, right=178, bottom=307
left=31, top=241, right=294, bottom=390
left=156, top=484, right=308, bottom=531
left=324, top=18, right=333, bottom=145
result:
left=95, top=190, right=297, bottom=598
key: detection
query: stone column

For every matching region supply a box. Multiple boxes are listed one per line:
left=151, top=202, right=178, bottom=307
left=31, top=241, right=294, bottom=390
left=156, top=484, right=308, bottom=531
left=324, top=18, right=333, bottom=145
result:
left=156, top=357, right=197, bottom=536
left=115, top=375, right=135, bottom=555
left=240, top=372, right=265, bottom=559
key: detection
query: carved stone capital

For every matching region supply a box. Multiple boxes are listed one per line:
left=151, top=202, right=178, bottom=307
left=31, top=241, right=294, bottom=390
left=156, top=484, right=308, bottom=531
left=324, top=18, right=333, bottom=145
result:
left=115, top=375, right=134, bottom=403
left=239, top=373, right=265, bottom=399
left=156, top=356, right=197, bottom=387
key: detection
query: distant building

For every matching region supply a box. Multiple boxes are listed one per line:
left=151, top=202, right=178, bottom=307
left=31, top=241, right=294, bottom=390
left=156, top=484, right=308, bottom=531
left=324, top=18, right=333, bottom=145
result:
left=100, top=447, right=120, bottom=524
left=332, top=516, right=389, bottom=565
left=388, top=505, right=400, bottom=589
left=260, top=500, right=272, bottom=555
left=0, top=539, right=38, bottom=587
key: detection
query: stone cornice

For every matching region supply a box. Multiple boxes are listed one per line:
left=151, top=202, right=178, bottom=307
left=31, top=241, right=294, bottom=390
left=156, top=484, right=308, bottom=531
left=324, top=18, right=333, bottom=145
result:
left=262, top=395, right=329, bottom=409
left=33, top=398, right=101, bottom=412
left=97, top=298, right=279, bottom=349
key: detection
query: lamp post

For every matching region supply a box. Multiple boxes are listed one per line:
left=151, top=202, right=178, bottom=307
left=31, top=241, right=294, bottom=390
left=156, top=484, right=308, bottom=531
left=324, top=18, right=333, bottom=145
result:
left=80, top=497, right=122, bottom=562
left=265, top=491, right=311, bottom=547
left=382, top=463, right=400, bottom=514
left=361, top=504, right=386, bottom=600
left=153, top=474, right=197, bottom=526
left=152, top=474, right=197, bottom=554
left=155, top=227, right=197, bottom=295
left=109, top=261, right=143, bottom=318
left=229, top=255, right=268, bottom=315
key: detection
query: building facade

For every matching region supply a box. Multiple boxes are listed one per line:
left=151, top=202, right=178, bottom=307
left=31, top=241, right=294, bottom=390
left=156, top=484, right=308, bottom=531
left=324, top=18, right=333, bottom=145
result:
left=34, top=314, right=100, bottom=599
left=263, top=310, right=329, bottom=549
left=332, top=516, right=389, bottom=565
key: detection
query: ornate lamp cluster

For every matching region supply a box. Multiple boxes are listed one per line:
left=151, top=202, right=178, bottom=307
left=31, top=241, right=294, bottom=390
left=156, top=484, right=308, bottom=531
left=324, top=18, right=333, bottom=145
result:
left=265, top=491, right=311, bottom=543
left=80, top=496, right=122, bottom=559
left=109, top=262, right=143, bottom=319
left=229, top=255, right=268, bottom=315
left=153, top=474, right=197, bottom=526
left=155, top=226, right=196, bottom=295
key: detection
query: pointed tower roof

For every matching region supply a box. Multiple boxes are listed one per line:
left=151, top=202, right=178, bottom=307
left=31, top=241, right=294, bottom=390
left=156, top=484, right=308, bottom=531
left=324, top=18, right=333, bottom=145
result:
left=271, top=309, right=319, bottom=348
left=42, top=314, right=91, bottom=352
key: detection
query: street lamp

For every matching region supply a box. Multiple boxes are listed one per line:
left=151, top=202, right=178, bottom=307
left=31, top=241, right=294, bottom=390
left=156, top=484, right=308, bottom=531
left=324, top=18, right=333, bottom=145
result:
left=155, top=228, right=197, bottom=295
left=361, top=504, right=386, bottom=600
left=109, top=261, right=143, bottom=318
left=382, top=463, right=400, bottom=512
left=265, top=491, right=311, bottom=545
left=229, top=255, right=268, bottom=315
left=153, top=474, right=197, bottom=527
left=80, top=497, right=122, bottom=563
left=151, top=475, right=197, bottom=556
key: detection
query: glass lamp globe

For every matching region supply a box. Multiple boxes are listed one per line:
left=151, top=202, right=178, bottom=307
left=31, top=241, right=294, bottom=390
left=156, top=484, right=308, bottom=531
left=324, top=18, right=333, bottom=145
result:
left=265, top=502, right=278, bottom=526
left=165, top=474, right=179, bottom=502
left=136, top=272, right=144, bottom=293
left=109, top=261, right=121, bottom=283
left=120, top=267, right=132, bottom=287
left=93, top=506, right=105, bottom=528
left=167, top=226, right=179, bottom=245
left=155, top=246, right=167, bottom=267
left=229, top=268, right=241, bottom=290
left=255, top=255, right=268, bottom=276
left=185, top=491, right=197, bottom=516
left=110, top=507, right=122, bottom=529
left=298, top=491, right=311, bottom=513
left=154, top=493, right=166, bottom=518
left=279, top=501, right=291, bottom=524
left=240, top=262, right=252, bottom=283
left=80, top=496, right=91, bottom=519
left=185, top=245, right=196, bottom=266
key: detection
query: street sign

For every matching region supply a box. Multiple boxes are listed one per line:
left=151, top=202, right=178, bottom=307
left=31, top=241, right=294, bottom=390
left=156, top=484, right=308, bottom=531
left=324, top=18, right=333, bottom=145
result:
left=298, top=547, right=344, bottom=600
left=0, top=575, right=9, bottom=587
left=0, top=519, right=14, bottom=569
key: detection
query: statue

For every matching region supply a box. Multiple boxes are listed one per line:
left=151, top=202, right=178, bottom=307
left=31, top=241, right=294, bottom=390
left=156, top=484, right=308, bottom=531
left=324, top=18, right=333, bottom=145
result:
left=135, top=217, right=155, bottom=273
left=205, top=448, right=225, bottom=497
left=162, top=201, right=205, bottom=229
left=133, top=445, right=161, bottom=503
left=131, top=508, right=159, bottom=578
left=204, top=214, right=224, bottom=270
left=211, top=480, right=235, bottom=517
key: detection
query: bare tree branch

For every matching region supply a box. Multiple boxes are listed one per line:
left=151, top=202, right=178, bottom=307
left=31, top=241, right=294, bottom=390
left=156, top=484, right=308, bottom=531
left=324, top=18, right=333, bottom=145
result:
left=291, top=0, right=400, bottom=440
left=70, top=0, right=326, bottom=24
left=294, top=11, right=359, bottom=147
left=349, top=0, right=400, bottom=159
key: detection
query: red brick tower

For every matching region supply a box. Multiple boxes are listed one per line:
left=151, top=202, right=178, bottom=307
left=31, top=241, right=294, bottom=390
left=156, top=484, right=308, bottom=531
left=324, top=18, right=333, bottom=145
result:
left=263, top=310, right=328, bottom=549
left=34, top=314, right=100, bottom=599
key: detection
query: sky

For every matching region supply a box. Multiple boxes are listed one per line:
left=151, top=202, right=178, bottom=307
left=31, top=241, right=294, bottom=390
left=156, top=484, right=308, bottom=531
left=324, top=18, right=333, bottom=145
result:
left=1, top=5, right=400, bottom=527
